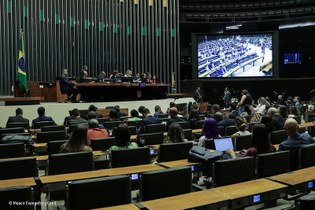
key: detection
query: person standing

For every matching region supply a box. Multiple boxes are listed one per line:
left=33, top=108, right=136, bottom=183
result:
left=223, top=87, right=232, bottom=106
left=194, top=87, right=202, bottom=103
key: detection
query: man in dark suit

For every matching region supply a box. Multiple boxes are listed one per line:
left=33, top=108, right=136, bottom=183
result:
left=32, top=107, right=56, bottom=128
left=60, top=68, right=78, bottom=102
left=6, top=108, right=30, bottom=129
left=68, top=108, right=88, bottom=127
left=139, top=108, right=159, bottom=133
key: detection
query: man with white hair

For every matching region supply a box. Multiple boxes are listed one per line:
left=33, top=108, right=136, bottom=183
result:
left=268, top=107, right=285, bottom=130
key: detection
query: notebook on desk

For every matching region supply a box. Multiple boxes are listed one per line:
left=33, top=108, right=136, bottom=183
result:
left=214, top=137, right=234, bottom=152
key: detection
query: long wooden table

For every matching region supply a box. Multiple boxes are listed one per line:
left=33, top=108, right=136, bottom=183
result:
left=157, top=159, right=200, bottom=169
left=40, top=164, right=164, bottom=185
left=93, top=203, right=140, bottom=210
left=0, top=177, right=36, bottom=188
left=213, top=179, right=288, bottom=209
left=269, top=165, right=315, bottom=194
left=141, top=189, right=229, bottom=210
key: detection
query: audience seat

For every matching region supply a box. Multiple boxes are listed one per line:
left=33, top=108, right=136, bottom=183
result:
left=225, top=126, right=238, bottom=136
left=213, top=156, right=255, bottom=187
left=140, top=166, right=192, bottom=201
left=36, top=130, right=67, bottom=143
left=127, top=120, right=141, bottom=128
left=41, top=125, right=65, bottom=132
left=0, top=143, right=26, bottom=158
left=6, top=122, right=30, bottom=130
left=269, top=130, right=287, bottom=145
left=0, top=157, right=38, bottom=180
left=0, top=127, right=25, bottom=135
left=218, top=126, right=225, bottom=136
left=111, top=147, right=150, bottom=168
left=0, top=186, right=34, bottom=210
left=69, top=123, right=88, bottom=133
left=103, top=121, right=123, bottom=130
left=144, top=124, right=166, bottom=133
left=300, top=144, right=315, bottom=169
left=183, top=129, right=194, bottom=141
left=158, top=113, right=169, bottom=118
left=137, top=132, right=164, bottom=146
left=195, top=120, right=205, bottom=129
left=256, top=151, right=290, bottom=178
left=176, top=121, right=190, bottom=129
left=296, top=193, right=315, bottom=210
left=66, top=175, right=131, bottom=210
left=234, top=135, right=252, bottom=151
left=47, top=140, right=68, bottom=155
left=33, top=121, right=56, bottom=129
left=157, top=142, right=193, bottom=162
left=90, top=137, right=115, bottom=151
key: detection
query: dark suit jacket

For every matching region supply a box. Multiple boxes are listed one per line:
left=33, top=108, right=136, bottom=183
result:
left=59, top=75, right=74, bottom=93
left=140, top=116, right=159, bottom=133
left=32, top=116, right=56, bottom=128
left=68, top=118, right=88, bottom=127
left=166, top=117, right=184, bottom=129
left=272, top=115, right=285, bottom=130
left=6, top=116, right=30, bottom=129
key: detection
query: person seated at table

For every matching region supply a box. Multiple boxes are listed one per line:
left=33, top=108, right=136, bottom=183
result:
left=149, top=74, right=159, bottom=83
left=109, top=125, right=138, bottom=151
left=216, top=112, right=235, bottom=127
left=139, top=108, right=159, bottom=133
left=6, top=108, right=30, bottom=129
left=198, top=117, right=220, bottom=147
left=80, top=65, right=89, bottom=79
left=164, top=123, right=188, bottom=144
left=87, top=119, right=109, bottom=145
left=114, top=105, right=127, bottom=118
left=87, top=104, right=103, bottom=119
left=60, top=124, right=92, bottom=153
left=108, top=109, right=121, bottom=121
left=231, top=116, right=251, bottom=137
left=86, top=111, right=105, bottom=129
left=166, top=102, right=176, bottom=114
left=140, top=73, right=148, bottom=83
left=68, top=108, right=88, bottom=127
left=227, top=123, right=276, bottom=158
left=128, top=109, right=142, bottom=122
left=32, top=107, right=56, bottom=128
left=124, top=70, right=133, bottom=77
left=98, top=71, right=107, bottom=82
left=268, top=107, right=285, bottom=131
left=153, top=105, right=164, bottom=118
left=59, top=68, right=78, bottom=102
left=138, top=106, right=146, bottom=117
left=166, top=107, right=184, bottom=129
left=110, top=70, right=118, bottom=83
left=260, top=115, right=276, bottom=133
left=188, top=109, right=201, bottom=129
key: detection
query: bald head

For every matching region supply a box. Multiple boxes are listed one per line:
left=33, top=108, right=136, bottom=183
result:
left=284, top=118, right=299, bottom=136
left=267, top=107, right=278, bottom=117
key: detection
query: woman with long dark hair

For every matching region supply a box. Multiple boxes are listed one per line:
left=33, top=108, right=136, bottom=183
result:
left=165, top=123, right=188, bottom=143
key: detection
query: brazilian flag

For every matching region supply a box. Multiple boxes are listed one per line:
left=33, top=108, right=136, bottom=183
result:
left=17, top=30, right=29, bottom=93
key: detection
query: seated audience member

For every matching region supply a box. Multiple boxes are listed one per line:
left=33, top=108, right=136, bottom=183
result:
left=228, top=123, right=276, bottom=158
left=253, top=97, right=267, bottom=115
left=86, top=111, right=105, bottom=129
left=293, top=96, right=301, bottom=107
left=60, top=124, right=92, bottom=153
left=139, top=108, right=159, bottom=133
left=166, top=102, right=176, bottom=114
left=6, top=108, right=30, bottom=129
left=153, top=105, right=163, bottom=118
left=261, top=116, right=276, bottom=133
left=268, top=107, right=285, bottom=131
left=109, top=125, right=138, bottom=150
left=88, top=105, right=103, bottom=119
left=108, top=109, right=120, bottom=121
left=138, top=106, right=146, bottom=117
left=279, top=118, right=314, bottom=152
left=277, top=95, right=285, bottom=105
left=32, top=107, right=56, bottom=128
left=279, top=105, right=289, bottom=119
left=198, top=118, right=220, bottom=147
left=164, top=123, right=188, bottom=143
left=68, top=109, right=88, bottom=127
left=188, top=109, right=201, bottom=129
left=217, top=112, right=235, bottom=127
left=124, top=70, right=133, bottom=77
left=59, top=68, right=78, bottom=102
left=110, top=70, right=118, bottom=83
left=211, top=104, right=221, bottom=115
left=128, top=109, right=142, bottom=122
left=114, top=105, right=126, bottom=118
left=166, top=107, right=184, bottom=129
left=231, top=116, right=251, bottom=137
left=87, top=119, right=109, bottom=145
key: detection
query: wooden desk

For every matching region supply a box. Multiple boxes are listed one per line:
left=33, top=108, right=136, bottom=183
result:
left=141, top=190, right=229, bottom=210
left=157, top=159, right=200, bottom=168
left=269, top=166, right=315, bottom=194
left=40, top=164, right=164, bottom=185
left=0, top=177, right=36, bottom=188
left=35, top=150, right=105, bottom=161
left=93, top=203, right=140, bottom=210
left=213, top=179, right=287, bottom=209
left=299, top=122, right=314, bottom=128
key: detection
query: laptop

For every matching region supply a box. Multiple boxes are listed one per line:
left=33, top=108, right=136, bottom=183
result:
left=214, top=137, right=234, bottom=152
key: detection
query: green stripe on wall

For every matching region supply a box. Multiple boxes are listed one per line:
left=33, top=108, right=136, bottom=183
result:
left=39, top=10, right=45, bottom=21
left=23, top=5, right=28, bottom=18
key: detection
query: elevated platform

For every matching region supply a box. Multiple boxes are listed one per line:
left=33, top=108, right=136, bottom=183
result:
left=0, top=97, right=44, bottom=106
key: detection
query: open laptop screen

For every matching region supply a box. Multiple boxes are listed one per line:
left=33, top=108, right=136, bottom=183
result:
left=214, top=137, right=234, bottom=151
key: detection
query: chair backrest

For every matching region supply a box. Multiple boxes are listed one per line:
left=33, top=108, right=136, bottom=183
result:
left=137, top=132, right=164, bottom=146
left=0, top=143, right=26, bottom=158
left=48, top=152, right=94, bottom=175
left=96, top=118, right=106, bottom=124
left=300, top=144, right=315, bottom=169
left=33, top=121, right=56, bottom=129
left=158, top=142, right=193, bottom=162
left=144, top=124, right=166, bottom=133
left=0, top=157, right=38, bottom=180
left=111, top=147, right=150, bottom=168
left=6, top=122, right=30, bottom=129
left=0, top=127, right=25, bottom=135
left=114, top=126, right=137, bottom=135
left=69, top=123, right=88, bottom=133
left=176, top=121, right=190, bottom=129
left=47, top=140, right=68, bottom=155
left=213, top=156, right=255, bottom=187
left=269, top=130, right=287, bottom=144
left=234, top=135, right=252, bottom=151
left=257, top=151, right=290, bottom=178
left=218, top=126, right=225, bottom=136
left=308, top=125, right=315, bottom=137
left=0, top=186, right=34, bottom=210
left=204, top=139, right=215, bottom=150
left=90, top=137, right=115, bottom=151
left=103, top=121, right=123, bottom=130
left=140, top=166, right=192, bottom=201
left=293, top=116, right=302, bottom=124
left=41, top=125, right=65, bottom=132
left=36, top=130, right=67, bottom=143
left=225, top=126, right=238, bottom=136
left=195, top=120, right=205, bottom=129
left=127, top=120, right=141, bottom=128
left=67, top=175, right=131, bottom=210
left=158, top=113, right=169, bottom=118
left=183, top=129, right=193, bottom=141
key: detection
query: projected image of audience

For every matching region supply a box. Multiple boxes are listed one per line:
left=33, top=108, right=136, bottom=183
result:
left=197, top=34, right=273, bottom=78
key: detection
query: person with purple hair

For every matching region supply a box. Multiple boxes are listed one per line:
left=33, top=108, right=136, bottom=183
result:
left=198, top=117, right=220, bottom=147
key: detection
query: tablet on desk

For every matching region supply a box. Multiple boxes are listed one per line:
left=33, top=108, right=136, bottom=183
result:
left=214, top=137, right=234, bottom=152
